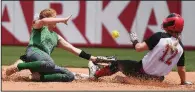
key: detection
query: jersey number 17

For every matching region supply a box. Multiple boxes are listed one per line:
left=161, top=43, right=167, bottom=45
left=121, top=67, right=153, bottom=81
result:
left=159, top=44, right=178, bottom=65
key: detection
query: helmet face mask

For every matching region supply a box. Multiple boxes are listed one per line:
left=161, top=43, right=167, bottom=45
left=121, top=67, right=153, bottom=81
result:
left=163, top=20, right=175, bottom=30
left=162, top=13, right=184, bottom=34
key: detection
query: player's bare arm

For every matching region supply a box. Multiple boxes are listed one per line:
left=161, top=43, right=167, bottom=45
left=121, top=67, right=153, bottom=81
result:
left=33, top=15, right=72, bottom=29
left=134, top=42, right=149, bottom=52
left=58, top=34, right=82, bottom=56
left=177, top=66, right=192, bottom=85
left=57, top=34, right=97, bottom=62
left=177, top=66, right=186, bottom=84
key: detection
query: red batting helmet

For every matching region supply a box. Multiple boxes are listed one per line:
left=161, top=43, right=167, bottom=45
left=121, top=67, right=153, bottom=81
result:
left=162, top=13, right=184, bottom=33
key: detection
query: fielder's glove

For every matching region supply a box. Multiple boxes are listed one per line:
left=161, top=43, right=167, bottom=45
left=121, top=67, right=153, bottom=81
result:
left=181, top=81, right=193, bottom=85
left=129, top=32, right=139, bottom=48
left=95, top=56, right=117, bottom=63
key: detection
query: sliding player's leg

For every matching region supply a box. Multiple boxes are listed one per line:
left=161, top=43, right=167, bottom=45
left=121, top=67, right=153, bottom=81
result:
left=88, top=59, right=142, bottom=80
left=88, top=60, right=119, bottom=80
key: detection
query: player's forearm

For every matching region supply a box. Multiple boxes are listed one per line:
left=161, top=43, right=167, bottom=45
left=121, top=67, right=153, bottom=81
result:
left=58, top=37, right=95, bottom=60
left=135, top=42, right=149, bottom=52
left=69, top=47, right=82, bottom=56
left=62, top=43, right=97, bottom=61
left=129, top=32, right=148, bottom=52
left=33, top=18, right=67, bottom=29
left=59, top=39, right=81, bottom=56
left=63, top=44, right=96, bottom=61
left=63, top=45, right=97, bottom=61
left=135, top=43, right=144, bottom=52
left=57, top=34, right=82, bottom=56
left=177, top=66, right=186, bottom=84
left=41, top=18, right=65, bottom=25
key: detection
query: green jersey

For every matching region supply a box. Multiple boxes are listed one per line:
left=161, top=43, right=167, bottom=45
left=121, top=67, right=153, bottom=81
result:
left=28, top=26, right=58, bottom=55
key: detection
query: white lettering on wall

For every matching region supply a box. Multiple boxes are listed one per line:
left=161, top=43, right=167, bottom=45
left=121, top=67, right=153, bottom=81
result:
left=2, top=1, right=30, bottom=42
left=86, top=1, right=100, bottom=44
left=131, top=1, right=170, bottom=42
left=182, top=1, right=195, bottom=46
left=95, top=1, right=131, bottom=45
left=1, top=1, right=195, bottom=47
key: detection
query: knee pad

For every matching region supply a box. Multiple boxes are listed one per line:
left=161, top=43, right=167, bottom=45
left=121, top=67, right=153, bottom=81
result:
left=68, top=73, right=75, bottom=82
left=61, top=72, right=75, bottom=82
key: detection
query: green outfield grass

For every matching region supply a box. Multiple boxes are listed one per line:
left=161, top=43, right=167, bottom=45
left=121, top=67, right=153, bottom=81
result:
left=2, top=46, right=195, bottom=71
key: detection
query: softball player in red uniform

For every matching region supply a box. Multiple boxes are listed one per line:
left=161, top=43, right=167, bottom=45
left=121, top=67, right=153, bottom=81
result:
left=88, top=13, right=192, bottom=85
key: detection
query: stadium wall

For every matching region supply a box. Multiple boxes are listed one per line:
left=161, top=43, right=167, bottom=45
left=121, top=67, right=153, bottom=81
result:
left=2, top=1, right=195, bottom=50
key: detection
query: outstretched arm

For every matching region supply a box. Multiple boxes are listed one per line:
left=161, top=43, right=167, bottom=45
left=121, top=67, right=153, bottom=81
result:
left=57, top=34, right=97, bottom=62
left=33, top=15, right=72, bottom=29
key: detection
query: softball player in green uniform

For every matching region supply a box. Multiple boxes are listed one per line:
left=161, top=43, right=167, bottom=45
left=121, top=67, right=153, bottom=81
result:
left=3, top=8, right=113, bottom=82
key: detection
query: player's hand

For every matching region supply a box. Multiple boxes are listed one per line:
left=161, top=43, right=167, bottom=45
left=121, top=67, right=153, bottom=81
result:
left=129, top=32, right=138, bottom=43
left=181, top=81, right=193, bottom=85
left=64, top=15, right=72, bottom=25
left=95, top=56, right=117, bottom=63
left=33, top=13, right=40, bottom=21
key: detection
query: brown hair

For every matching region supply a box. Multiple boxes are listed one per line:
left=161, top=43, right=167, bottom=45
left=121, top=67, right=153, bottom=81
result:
left=39, top=8, right=57, bottom=19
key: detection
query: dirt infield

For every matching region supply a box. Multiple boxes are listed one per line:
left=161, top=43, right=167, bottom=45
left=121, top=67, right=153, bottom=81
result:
left=2, top=66, right=195, bottom=91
